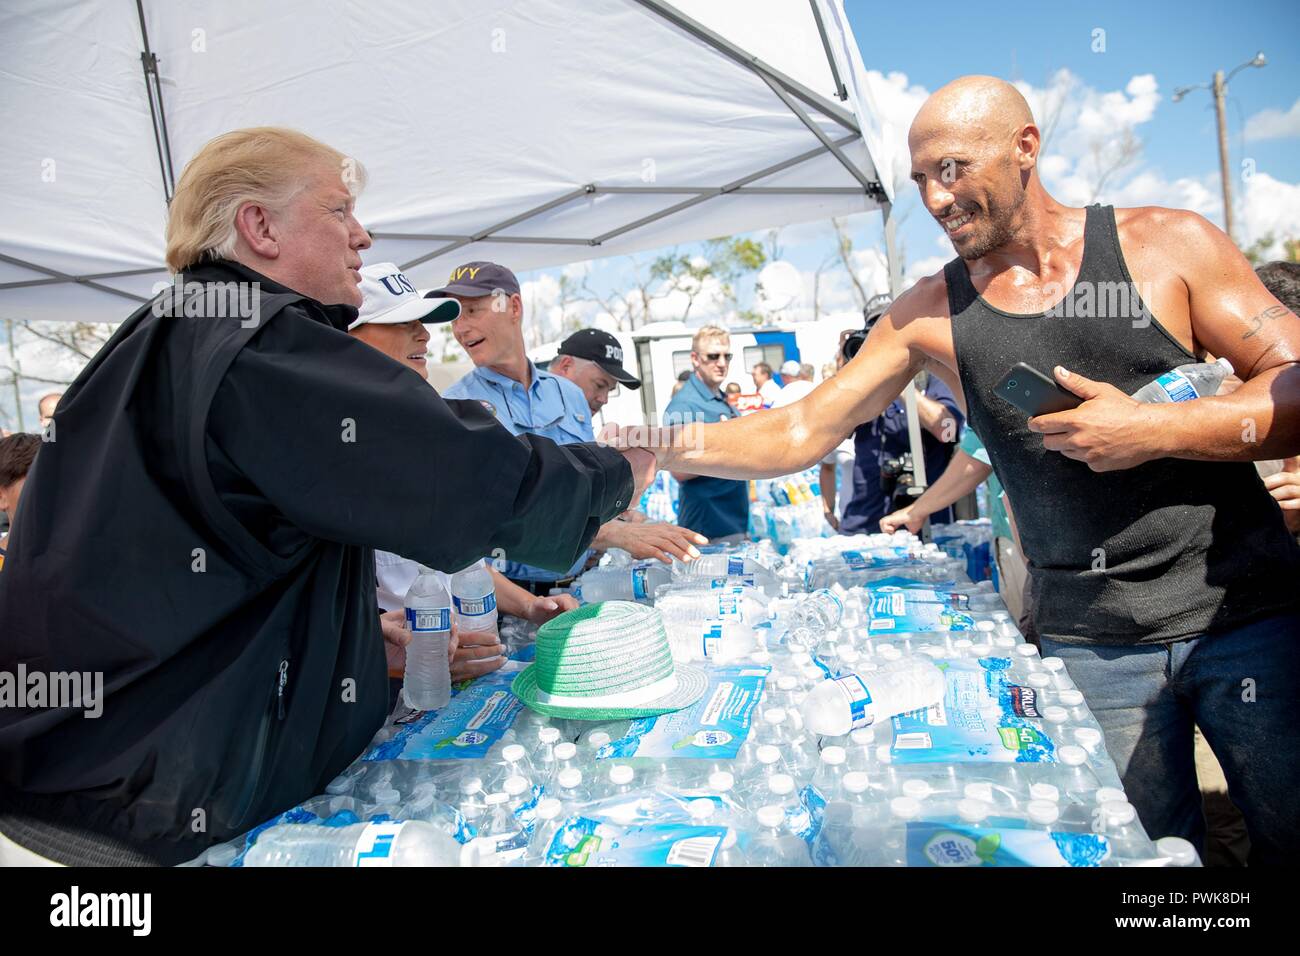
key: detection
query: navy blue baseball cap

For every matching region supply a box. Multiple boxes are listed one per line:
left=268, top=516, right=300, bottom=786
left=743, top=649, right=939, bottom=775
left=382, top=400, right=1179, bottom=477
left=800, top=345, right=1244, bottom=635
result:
left=429, top=261, right=520, bottom=298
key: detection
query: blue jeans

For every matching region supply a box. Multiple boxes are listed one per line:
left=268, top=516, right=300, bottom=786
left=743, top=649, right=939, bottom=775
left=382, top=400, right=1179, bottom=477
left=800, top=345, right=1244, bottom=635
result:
left=1041, top=612, right=1300, bottom=865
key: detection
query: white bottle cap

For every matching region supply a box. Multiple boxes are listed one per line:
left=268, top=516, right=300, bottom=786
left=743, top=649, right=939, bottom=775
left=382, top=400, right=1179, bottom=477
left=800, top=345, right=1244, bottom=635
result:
left=768, top=773, right=795, bottom=796
left=557, top=768, right=583, bottom=789
left=890, top=796, right=922, bottom=820
left=1094, top=787, right=1127, bottom=806
left=538, top=727, right=561, bottom=744
left=850, top=727, right=876, bottom=746
left=878, top=644, right=902, bottom=661
left=1058, top=689, right=1085, bottom=707
left=843, top=771, right=870, bottom=794
left=756, top=745, right=781, bottom=765
left=991, top=611, right=1011, bottom=622
left=1029, top=783, right=1060, bottom=803
left=1058, top=744, right=1088, bottom=767
left=1026, top=800, right=1059, bottom=826
left=974, top=620, right=996, bottom=632
left=994, top=636, right=1017, bottom=649
left=535, top=798, right=563, bottom=821
left=917, top=645, right=945, bottom=659
left=952, top=639, right=973, bottom=650
left=820, top=746, right=847, bottom=765
left=1074, top=727, right=1103, bottom=750
left=970, top=644, right=993, bottom=657
left=484, top=792, right=509, bottom=806
left=763, top=707, right=788, bottom=725
left=963, top=782, right=994, bottom=803
left=1026, top=672, right=1052, bottom=689
left=756, top=805, right=785, bottom=828
left=554, top=742, right=577, bottom=761
left=1015, top=644, right=1040, bottom=658
left=708, top=771, right=735, bottom=792
left=587, top=731, right=612, bottom=748
left=1041, top=657, right=1066, bottom=673
left=1042, top=705, right=1069, bottom=724
left=609, top=764, right=634, bottom=786
left=777, top=675, right=799, bottom=691
left=1155, top=836, right=1198, bottom=866
left=838, top=647, right=861, bottom=665
left=502, top=744, right=526, bottom=762
left=957, top=798, right=991, bottom=823
left=503, top=775, right=530, bottom=797
left=1101, top=800, right=1137, bottom=826
left=459, top=776, right=484, bottom=796
left=902, top=779, right=933, bottom=800
left=875, top=744, right=893, bottom=764
left=688, top=799, right=715, bottom=821
left=802, top=666, right=826, bottom=683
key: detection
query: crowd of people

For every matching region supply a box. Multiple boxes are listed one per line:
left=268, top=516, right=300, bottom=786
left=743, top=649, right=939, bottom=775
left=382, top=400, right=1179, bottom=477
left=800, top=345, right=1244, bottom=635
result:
left=1, top=73, right=1298, bottom=867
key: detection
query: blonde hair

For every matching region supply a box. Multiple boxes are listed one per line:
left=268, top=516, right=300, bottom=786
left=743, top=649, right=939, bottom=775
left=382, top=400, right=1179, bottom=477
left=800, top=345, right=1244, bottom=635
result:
left=165, top=127, right=366, bottom=273
left=691, top=325, right=730, bottom=352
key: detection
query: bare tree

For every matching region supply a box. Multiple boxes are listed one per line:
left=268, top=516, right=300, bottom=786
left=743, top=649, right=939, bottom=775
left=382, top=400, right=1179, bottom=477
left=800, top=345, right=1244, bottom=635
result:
left=1086, top=127, right=1143, bottom=203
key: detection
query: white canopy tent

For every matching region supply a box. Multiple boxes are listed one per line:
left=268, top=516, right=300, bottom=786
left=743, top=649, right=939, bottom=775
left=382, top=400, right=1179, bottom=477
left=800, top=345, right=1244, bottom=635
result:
left=0, top=0, right=903, bottom=323
left=1, top=0, right=931, bottom=494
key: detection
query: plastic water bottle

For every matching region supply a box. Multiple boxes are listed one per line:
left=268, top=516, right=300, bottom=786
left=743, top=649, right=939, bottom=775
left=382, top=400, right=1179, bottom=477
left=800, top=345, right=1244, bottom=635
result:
left=801, top=657, right=945, bottom=736
left=1130, top=357, right=1232, bottom=403
left=785, top=589, right=844, bottom=640
left=576, top=563, right=672, bottom=603
left=674, top=554, right=782, bottom=596
left=812, top=801, right=856, bottom=867
left=1156, top=836, right=1200, bottom=867
left=479, top=792, right=529, bottom=862
left=402, top=566, right=453, bottom=711
left=812, top=746, right=848, bottom=802
left=243, top=821, right=483, bottom=867
left=451, top=560, right=499, bottom=648
left=525, top=798, right=565, bottom=865
left=750, top=805, right=811, bottom=866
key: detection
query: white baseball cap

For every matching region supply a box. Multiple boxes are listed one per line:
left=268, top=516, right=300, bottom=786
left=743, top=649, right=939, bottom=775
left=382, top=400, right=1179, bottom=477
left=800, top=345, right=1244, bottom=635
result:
left=350, top=262, right=461, bottom=331
left=779, top=360, right=801, bottom=377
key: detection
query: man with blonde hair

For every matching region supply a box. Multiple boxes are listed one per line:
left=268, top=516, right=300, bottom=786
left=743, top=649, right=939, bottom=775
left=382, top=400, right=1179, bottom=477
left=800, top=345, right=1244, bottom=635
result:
left=662, top=325, right=748, bottom=542
left=0, top=127, right=655, bottom=866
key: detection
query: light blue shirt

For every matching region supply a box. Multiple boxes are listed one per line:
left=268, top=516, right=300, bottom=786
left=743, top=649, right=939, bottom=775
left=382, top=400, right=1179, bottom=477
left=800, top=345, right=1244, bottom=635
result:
left=443, top=362, right=595, bottom=580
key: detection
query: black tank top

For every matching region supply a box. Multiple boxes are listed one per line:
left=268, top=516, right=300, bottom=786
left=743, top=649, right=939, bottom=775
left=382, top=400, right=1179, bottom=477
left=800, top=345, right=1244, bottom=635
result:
left=946, top=204, right=1300, bottom=644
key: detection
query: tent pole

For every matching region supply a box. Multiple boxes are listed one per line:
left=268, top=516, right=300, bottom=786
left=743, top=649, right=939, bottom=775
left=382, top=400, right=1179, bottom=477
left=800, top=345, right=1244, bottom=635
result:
left=883, top=199, right=931, bottom=519
left=0, top=253, right=149, bottom=304
left=135, top=0, right=177, bottom=205
left=756, top=72, right=879, bottom=194
left=809, top=0, right=848, bottom=101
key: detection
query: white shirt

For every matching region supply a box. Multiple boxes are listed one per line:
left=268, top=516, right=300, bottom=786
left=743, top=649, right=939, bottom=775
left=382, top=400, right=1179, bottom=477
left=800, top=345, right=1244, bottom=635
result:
left=771, top=379, right=815, bottom=408
left=375, top=550, right=452, bottom=613
left=757, top=379, right=782, bottom=406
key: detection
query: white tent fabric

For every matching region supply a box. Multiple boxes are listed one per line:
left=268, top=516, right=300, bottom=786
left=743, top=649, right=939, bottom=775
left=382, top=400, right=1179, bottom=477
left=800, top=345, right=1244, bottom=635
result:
left=0, top=0, right=894, bottom=323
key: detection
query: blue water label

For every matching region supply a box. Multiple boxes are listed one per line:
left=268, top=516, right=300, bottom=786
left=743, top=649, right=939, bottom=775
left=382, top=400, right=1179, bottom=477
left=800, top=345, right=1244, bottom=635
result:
left=406, top=607, right=451, bottom=632
left=453, top=593, right=497, bottom=617
left=701, top=622, right=723, bottom=657
left=364, top=671, right=523, bottom=761
left=890, top=658, right=1056, bottom=764
left=597, top=666, right=769, bottom=759
left=1155, top=369, right=1198, bottom=403
left=546, top=819, right=726, bottom=867
left=834, top=673, right=874, bottom=728
left=632, top=566, right=649, bottom=601
left=842, top=550, right=868, bottom=571
left=907, top=821, right=1111, bottom=867
left=727, top=556, right=745, bottom=576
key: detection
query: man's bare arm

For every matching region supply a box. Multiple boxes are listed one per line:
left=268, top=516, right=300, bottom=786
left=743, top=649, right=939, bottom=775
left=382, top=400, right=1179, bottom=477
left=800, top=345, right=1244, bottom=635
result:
left=654, top=294, right=930, bottom=479
left=1151, top=213, right=1300, bottom=461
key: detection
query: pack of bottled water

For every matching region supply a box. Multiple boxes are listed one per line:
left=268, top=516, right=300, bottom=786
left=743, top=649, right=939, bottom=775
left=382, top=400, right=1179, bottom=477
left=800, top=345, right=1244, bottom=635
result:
left=222, top=532, right=1196, bottom=868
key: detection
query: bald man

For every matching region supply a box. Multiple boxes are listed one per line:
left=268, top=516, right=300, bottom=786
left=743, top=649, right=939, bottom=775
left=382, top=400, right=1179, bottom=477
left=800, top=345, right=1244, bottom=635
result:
left=627, top=75, right=1300, bottom=862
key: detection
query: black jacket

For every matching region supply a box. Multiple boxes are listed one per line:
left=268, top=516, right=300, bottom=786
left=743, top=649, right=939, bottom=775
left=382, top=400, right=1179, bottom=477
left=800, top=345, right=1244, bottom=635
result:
left=0, top=261, right=631, bottom=865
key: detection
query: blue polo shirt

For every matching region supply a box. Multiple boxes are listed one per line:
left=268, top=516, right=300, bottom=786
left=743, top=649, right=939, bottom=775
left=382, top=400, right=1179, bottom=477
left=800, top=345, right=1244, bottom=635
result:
left=444, top=362, right=594, bottom=580
left=663, top=372, right=749, bottom=539
left=840, top=372, right=963, bottom=534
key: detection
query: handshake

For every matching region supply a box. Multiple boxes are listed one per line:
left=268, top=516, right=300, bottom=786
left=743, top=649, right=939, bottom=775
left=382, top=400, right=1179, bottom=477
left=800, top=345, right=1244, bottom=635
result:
left=598, top=422, right=690, bottom=501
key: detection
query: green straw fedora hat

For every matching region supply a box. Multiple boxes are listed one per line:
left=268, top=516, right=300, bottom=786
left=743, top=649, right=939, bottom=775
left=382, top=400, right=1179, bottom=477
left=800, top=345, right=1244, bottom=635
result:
left=511, top=601, right=708, bottom=719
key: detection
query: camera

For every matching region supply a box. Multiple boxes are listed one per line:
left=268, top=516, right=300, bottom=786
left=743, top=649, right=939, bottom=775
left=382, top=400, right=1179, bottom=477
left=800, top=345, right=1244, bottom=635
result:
left=841, top=293, right=893, bottom=363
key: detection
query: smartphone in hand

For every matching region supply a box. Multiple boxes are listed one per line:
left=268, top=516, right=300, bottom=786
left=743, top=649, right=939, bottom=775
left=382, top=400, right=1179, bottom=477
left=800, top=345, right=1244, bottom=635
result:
left=994, top=363, right=1083, bottom=417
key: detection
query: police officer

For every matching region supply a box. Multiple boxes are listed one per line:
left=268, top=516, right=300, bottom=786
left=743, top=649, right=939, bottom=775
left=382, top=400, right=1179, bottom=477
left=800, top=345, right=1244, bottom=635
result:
left=548, top=328, right=641, bottom=418
left=439, top=263, right=707, bottom=590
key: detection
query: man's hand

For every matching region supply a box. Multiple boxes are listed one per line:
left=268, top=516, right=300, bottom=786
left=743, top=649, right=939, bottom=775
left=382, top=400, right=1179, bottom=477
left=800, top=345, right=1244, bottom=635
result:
left=603, top=520, right=709, bottom=563
left=1027, top=366, right=1160, bottom=472
left=451, top=620, right=506, bottom=681
left=824, top=509, right=840, bottom=532
left=1264, top=455, right=1300, bottom=535
left=521, top=592, right=580, bottom=627
left=620, top=509, right=649, bottom=524
left=880, top=504, right=926, bottom=534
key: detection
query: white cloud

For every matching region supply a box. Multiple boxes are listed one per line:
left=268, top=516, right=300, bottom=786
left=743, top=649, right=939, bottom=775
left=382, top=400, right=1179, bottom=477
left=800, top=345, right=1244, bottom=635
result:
left=1239, top=172, right=1300, bottom=257
left=1244, top=98, right=1300, bottom=142
left=905, top=255, right=948, bottom=288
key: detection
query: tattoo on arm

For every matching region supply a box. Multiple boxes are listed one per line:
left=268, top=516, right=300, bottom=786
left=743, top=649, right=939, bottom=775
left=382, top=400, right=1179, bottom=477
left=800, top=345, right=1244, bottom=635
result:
left=1242, top=305, right=1291, bottom=340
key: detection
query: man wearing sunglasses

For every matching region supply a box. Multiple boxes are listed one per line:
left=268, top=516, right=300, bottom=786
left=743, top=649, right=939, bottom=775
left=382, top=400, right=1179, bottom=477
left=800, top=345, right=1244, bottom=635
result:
left=663, top=326, right=749, bottom=543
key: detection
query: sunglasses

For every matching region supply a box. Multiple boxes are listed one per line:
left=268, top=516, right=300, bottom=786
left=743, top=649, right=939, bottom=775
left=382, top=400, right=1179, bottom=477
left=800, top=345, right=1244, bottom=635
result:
left=702, top=352, right=733, bottom=363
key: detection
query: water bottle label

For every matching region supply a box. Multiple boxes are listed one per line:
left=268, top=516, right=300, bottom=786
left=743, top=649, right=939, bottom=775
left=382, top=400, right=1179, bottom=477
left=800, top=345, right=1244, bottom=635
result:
left=815, top=589, right=843, bottom=613
left=547, top=817, right=727, bottom=867
left=632, top=567, right=649, bottom=601
left=834, top=673, right=874, bottom=728
left=406, top=607, right=451, bottom=632
left=453, top=593, right=497, bottom=617
left=1007, top=684, right=1042, bottom=719
left=908, top=823, right=1112, bottom=867
left=716, top=595, right=741, bottom=618
left=727, top=556, right=745, bottom=576
left=842, top=550, right=868, bottom=571
left=701, top=622, right=723, bottom=657
left=1155, top=369, right=1197, bottom=403
left=351, top=821, right=408, bottom=866
left=364, top=671, right=524, bottom=762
